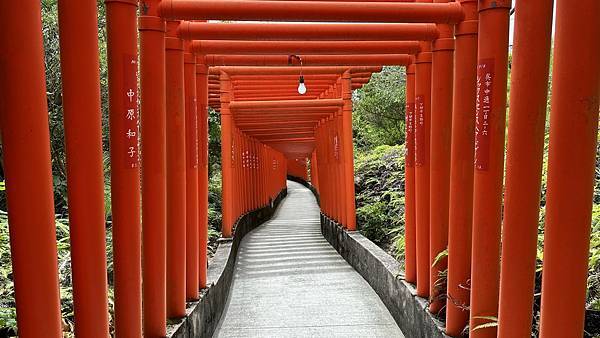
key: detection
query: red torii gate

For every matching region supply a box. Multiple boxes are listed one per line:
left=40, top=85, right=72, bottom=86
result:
left=0, top=0, right=598, bottom=338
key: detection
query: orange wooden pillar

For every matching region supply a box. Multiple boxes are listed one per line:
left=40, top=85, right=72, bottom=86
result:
left=253, top=140, right=260, bottom=208
left=429, top=5, right=455, bottom=313
left=445, top=1, right=478, bottom=335
left=221, top=71, right=234, bottom=237
left=243, top=138, right=253, bottom=212
left=329, top=117, right=341, bottom=223
left=539, top=0, right=600, bottom=336
left=241, top=135, right=249, bottom=213
left=311, top=151, right=320, bottom=192
left=404, top=62, right=417, bottom=285
left=258, top=144, right=264, bottom=206
left=333, top=85, right=346, bottom=226
left=341, top=71, right=357, bottom=230
left=414, top=34, right=433, bottom=299
left=497, top=0, right=553, bottom=336
left=232, top=130, right=239, bottom=218
left=257, top=143, right=263, bottom=206
left=261, top=145, right=268, bottom=205
left=321, top=107, right=332, bottom=216
left=238, top=131, right=244, bottom=214
left=250, top=138, right=255, bottom=210
left=316, top=123, right=327, bottom=214
left=242, top=135, right=248, bottom=213
left=327, top=117, right=334, bottom=221
left=196, top=60, right=209, bottom=289
left=184, top=49, right=199, bottom=301
left=319, top=121, right=329, bottom=217
left=255, top=141, right=260, bottom=208
left=469, top=1, right=511, bottom=337
left=139, top=3, right=168, bottom=335
left=105, top=0, right=143, bottom=335
left=165, top=22, right=187, bottom=319
left=247, top=138, right=254, bottom=211
left=0, top=1, right=62, bottom=336
left=58, top=0, right=110, bottom=335
left=271, top=149, right=276, bottom=199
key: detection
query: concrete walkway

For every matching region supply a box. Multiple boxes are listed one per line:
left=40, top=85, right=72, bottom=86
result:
left=213, top=181, right=404, bottom=338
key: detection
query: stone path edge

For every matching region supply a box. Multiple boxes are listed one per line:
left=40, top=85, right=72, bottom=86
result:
left=320, top=214, right=451, bottom=338
left=167, top=188, right=288, bottom=338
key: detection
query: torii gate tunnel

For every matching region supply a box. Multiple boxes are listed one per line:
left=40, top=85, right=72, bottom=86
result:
left=0, top=0, right=598, bottom=337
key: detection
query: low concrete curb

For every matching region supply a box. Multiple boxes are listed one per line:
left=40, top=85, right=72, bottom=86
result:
left=320, top=215, right=450, bottom=338
left=167, top=188, right=288, bottom=338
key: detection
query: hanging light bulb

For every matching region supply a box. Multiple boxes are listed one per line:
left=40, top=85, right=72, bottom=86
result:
left=298, top=75, right=307, bottom=95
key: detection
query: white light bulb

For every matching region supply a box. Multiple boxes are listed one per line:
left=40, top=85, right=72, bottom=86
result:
left=298, top=82, right=307, bottom=95
left=298, top=75, right=307, bottom=95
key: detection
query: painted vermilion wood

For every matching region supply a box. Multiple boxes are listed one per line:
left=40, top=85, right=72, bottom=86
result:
left=184, top=52, right=199, bottom=301
left=497, top=0, right=553, bottom=336
left=469, top=1, right=511, bottom=337
left=220, top=72, right=234, bottom=237
left=414, top=33, right=432, bottom=299
left=9, top=1, right=600, bottom=336
left=179, top=22, right=438, bottom=41
left=404, top=62, right=417, bottom=285
left=139, top=6, right=168, bottom=336
left=311, top=151, right=320, bottom=192
left=341, top=72, right=356, bottom=230
left=445, top=1, right=478, bottom=335
left=335, top=110, right=346, bottom=226
left=230, top=99, right=343, bottom=110
left=165, top=28, right=187, bottom=319
left=428, top=3, right=454, bottom=314
left=288, top=158, right=308, bottom=181
left=209, top=66, right=381, bottom=75
left=203, top=54, right=410, bottom=66
left=105, top=0, right=143, bottom=335
left=193, top=40, right=419, bottom=55
left=57, top=0, right=111, bottom=336
left=196, top=61, right=209, bottom=289
left=0, top=1, right=63, bottom=336
left=231, top=74, right=343, bottom=81
left=539, top=0, right=600, bottom=336
left=159, top=0, right=465, bottom=23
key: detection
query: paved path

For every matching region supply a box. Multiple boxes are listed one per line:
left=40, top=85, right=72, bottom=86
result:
left=214, top=181, right=404, bottom=338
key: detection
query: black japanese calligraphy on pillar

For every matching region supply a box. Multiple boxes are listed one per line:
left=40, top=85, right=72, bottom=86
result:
left=123, top=55, right=139, bottom=168
left=414, top=95, right=425, bottom=167
left=405, top=101, right=415, bottom=168
left=475, top=58, right=494, bottom=171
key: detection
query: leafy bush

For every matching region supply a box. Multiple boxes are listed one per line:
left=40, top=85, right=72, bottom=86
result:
left=588, top=204, right=600, bottom=311
left=352, top=67, right=406, bottom=150
left=208, top=169, right=222, bottom=224
left=0, top=212, right=15, bottom=336
left=354, top=145, right=406, bottom=265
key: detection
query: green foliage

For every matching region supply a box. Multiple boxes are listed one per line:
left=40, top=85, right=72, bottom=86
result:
left=208, top=169, right=223, bottom=235
left=354, top=145, right=406, bottom=264
left=0, top=211, right=15, bottom=335
left=588, top=204, right=600, bottom=311
left=432, top=249, right=449, bottom=268
left=352, top=67, right=406, bottom=150
left=389, top=227, right=406, bottom=263
left=207, top=106, right=223, bottom=250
